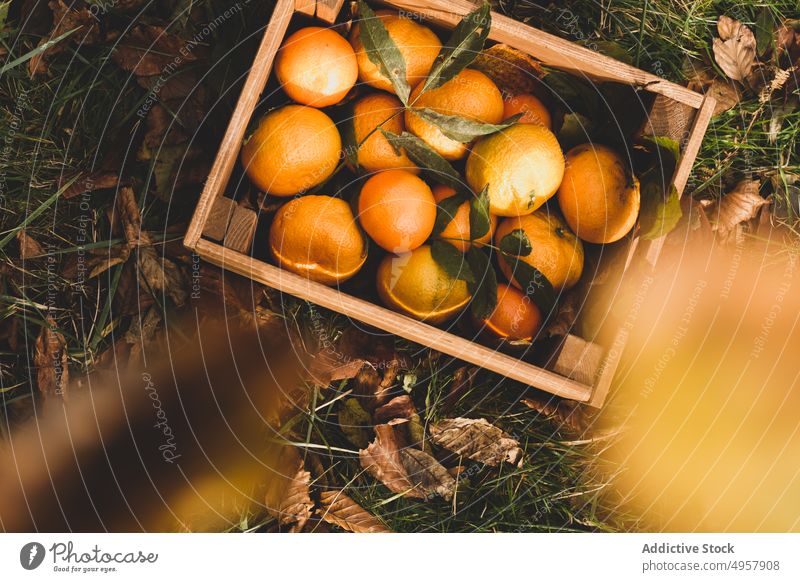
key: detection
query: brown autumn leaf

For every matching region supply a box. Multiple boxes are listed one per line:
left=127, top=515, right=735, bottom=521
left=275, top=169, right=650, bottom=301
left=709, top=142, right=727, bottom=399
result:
left=111, top=25, right=200, bottom=76
left=373, top=394, right=428, bottom=452
left=17, top=230, right=44, bottom=259
left=318, top=490, right=391, bottom=533
left=429, top=418, right=523, bottom=467
left=264, top=447, right=313, bottom=533
left=472, top=44, right=545, bottom=96
left=442, top=365, right=477, bottom=412
left=308, top=351, right=368, bottom=387
left=706, top=179, right=770, bottom=240
left=544, top=291, right=580, bottom=338
left=520, top=396, right=587, bottom=434
left=124, top=307, right=162, bottom=368
left=29, top=0, right=101, bottom=77
left=360, top=423, right=455, bottom=501
left=706, top=79, right=741, bottom=115
left=62, top=171, right=119, bottom=199
left=34, top=315, right=69, bottom=401
left=713, top=16, right=756, bottom=82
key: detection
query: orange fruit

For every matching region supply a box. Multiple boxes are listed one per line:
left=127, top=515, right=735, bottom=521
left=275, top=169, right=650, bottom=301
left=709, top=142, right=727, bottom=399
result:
left=358, top=169, right=436, bottom=253
left=349, top=10, right=441, bottom=94
left=479, top=283, right=542, bottom=341
left=241, top=105, right=341, bottom=196
left=405, top=69, right=504, bottom=161
left=376, top=245, right=471, bottom=324
left=495, top=210, right=584, bottom=292
left=502, top=93, right=551, bottom=129
left=350, top=92, right=417, bottom=173
left=432, top=185, right=496, bottom=253
left=465, top=124, right=564, bottom=217
left=275, top=27, right=358, bottom=107
left=557, top=143, right=641, bottom=244
left=269, top=195, right=366, bottom=285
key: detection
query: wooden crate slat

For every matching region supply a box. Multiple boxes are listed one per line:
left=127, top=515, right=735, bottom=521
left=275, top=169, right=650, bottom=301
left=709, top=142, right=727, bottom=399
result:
left=195, top=238, right=594, bottom=402
left=202, top=196, right=238, bottom=241
left=223, top=205, right=258, bottom=253
left=550, top=334, right=605, bottom=388
left=384, top=0, right=704, bottom=108
left=184, top=0, right=295, bottom=250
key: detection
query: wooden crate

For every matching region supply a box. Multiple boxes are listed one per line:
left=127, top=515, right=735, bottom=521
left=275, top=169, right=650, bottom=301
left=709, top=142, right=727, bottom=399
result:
left=184, top=0, right=716, bottom=407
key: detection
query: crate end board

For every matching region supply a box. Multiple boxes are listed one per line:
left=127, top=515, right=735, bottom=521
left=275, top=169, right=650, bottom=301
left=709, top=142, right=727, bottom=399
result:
left=194, top=238, right=595, bottom=403
left=185, top=0, right=709, bottom=407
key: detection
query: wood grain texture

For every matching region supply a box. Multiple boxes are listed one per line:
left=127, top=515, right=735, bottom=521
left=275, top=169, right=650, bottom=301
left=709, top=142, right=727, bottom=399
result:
left=640, top=94, right=697, bottom=145
left=384, top=0, right=704, bottom=108
left=315, top=0, right=346, bottom=23
left=550, top=334, right=605, bottom=388
left=295, top=0, right=316, bottom=18
left=223, top=205, right=258, bottom=253
left=183, top=0, right=294, bottom=250
left=202, top=196, right=237, bottom=241
left=194, top=239, right=593, bottom=402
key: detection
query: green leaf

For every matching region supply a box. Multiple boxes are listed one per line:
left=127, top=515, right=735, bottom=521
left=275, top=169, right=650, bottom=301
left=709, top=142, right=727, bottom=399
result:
left=433, top=193, right=466, bottom=236
left=465, top=247, right=497, bottom=320
left=411, top=108, right=522, bottom=143
left=338, top=398, right=372, bottom=449
left=499, top=228, right=532, bottom=256
left=419, top=2, right=492, bottom=95
left=755, top=7, right=775, bottom=56
left=356, top=0, right=411, bottom=104
left=0, top=2, right=10, bottom=29
left=468, top=185, right=491, bottom=240
left=342, top=112, right=360, bottom=169
left=507, top=258, right=557, bottom=315
left=431, top=240, right=474, bottom=283
left=640, top=184, right=682, bottom=240
left=381, top=130, right=465, bottom=192
left=641, top=135, right=681, bottom=165
left=541, top=70, right=599, bottom=119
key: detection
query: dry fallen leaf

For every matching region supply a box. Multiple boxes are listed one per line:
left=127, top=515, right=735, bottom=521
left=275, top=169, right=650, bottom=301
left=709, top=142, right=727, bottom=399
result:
left=713, top=16, right=756, bottom=82
left=111, top=25, right=200, bottom=76
left=62, top=171, right=119, bottom=199
left=308, top=351, right=368, bottom=387
left=34, top=315, right=69, bottom=401
left=124, top=307, right=162, bottom=368
left=359, top=423, right=455, bottom=501
left=17, top=230, right=44, bottom=259
left=520, top=396, right=587, bottom=434
left=472, top=44, right=545, bottom=95
left=373, top=395, right=428, bottom=452
left=442, top=365, right=477, bottom=413
left=318, top=490, right=391, bottom=533
left=706, top=79, right=741, bottom=115
left=429, top=418, right=523, bottom=467
left=29, top=0, right=101, bottom=76
left=707, top=179, right=770, bottom=240
left=264, top=447, right=313, bottom=533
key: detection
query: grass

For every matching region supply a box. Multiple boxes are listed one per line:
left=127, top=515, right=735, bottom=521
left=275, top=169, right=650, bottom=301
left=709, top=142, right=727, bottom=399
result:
left=0, top=0, right=798, bottom=532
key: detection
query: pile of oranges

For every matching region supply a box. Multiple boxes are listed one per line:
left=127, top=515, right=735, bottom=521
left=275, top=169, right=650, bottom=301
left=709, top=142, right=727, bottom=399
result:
left=239, top=4, right=641, bottom=344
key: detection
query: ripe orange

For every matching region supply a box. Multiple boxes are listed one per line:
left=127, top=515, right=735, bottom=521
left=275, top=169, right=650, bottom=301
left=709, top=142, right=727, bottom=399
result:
left=405, top=69, right=504, bottom=160
left=495, top=210, right=584, bottom=292
left=557, top=143, right=641, bottom=244
left=432, top=185, right=496, bottom=253
left=358, top=169, right=436, bottom=253
left=241, top=105, right=341, bottom=196
left=502, top=93, right=551, bottom=129
left=269, top=195, right=366, bottom=285
left=350, top=10, right=441, bottom=94
left=350, top=92, right=417, bottom=173
left=465, top=124, right=564, bottom=216
left=479, top=283, right=542, bottom=341
left=376, top=244, right=471, bottom=324
left=275, top=27, right=358, bottom=107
